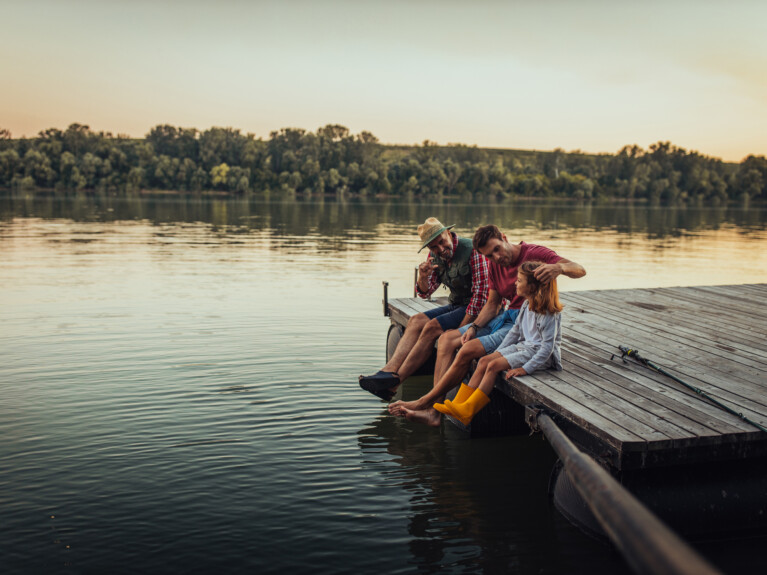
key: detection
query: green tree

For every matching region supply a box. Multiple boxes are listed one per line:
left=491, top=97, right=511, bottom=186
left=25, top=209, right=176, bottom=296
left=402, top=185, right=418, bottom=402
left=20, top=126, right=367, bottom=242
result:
left=210, top=163, right=230, bottom=189
left=737, top=156, right=767, bottom=200
left=24, top=149, right=55, bottom=187
left=126, top=166, right=145, bottom=192
left=58, top=151, right=86, bottom=190
left=80, top=152, right=102, bottom=189
left=0, top=149, right=20, bottom=186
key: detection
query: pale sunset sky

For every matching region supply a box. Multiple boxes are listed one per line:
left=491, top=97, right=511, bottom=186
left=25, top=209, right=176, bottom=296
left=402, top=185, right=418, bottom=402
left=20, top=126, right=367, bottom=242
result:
left=1, top=0, right=765, bottom=162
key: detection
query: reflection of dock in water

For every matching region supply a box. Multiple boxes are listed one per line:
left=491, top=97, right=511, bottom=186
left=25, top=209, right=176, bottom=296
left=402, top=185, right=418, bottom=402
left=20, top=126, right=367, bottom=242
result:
left=385, top=284, right=767, bottom=568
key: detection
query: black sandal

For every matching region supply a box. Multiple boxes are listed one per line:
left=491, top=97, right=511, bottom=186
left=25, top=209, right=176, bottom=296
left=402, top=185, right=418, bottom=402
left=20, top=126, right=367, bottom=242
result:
left=358, top=370, right=400, bottom=390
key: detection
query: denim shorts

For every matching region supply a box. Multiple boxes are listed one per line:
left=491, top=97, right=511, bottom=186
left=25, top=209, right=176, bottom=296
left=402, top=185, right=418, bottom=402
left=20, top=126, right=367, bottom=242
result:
left=423, top=303, right=468, bottom=331
left=458, top=308, right=520, bottom=353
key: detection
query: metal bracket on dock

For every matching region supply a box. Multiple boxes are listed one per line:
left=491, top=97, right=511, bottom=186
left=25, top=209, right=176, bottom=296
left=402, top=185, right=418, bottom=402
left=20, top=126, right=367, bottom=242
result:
left=382, top=281, right=390, bottom=317
left=525, top=404, right=544, bottom=434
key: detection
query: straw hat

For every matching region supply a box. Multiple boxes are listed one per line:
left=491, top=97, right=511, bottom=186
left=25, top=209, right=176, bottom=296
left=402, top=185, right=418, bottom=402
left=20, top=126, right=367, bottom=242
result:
left=417, top=217, right=454, bottom=252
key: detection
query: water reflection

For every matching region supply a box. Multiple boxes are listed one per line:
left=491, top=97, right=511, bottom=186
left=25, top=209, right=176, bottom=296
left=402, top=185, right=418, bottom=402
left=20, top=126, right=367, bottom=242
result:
left=1, top=193, right=765, bottom=246
left=357, top=380, right=625, bottom=574
left=3, top=192, right=766, bottom=298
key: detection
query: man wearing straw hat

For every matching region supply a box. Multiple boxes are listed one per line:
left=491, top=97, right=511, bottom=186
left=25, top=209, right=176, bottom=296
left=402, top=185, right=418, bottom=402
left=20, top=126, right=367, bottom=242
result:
left=359, top=217, right=489, bottom=401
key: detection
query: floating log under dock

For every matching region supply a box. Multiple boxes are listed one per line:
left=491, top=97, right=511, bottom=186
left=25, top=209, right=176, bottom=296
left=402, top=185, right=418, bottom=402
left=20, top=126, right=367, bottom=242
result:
left=386, top=284, right=767, bottom=471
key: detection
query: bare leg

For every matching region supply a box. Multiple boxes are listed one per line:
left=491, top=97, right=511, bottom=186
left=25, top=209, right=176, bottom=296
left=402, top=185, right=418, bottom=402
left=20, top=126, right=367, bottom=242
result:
left=477, top=356, right=510, bottom=396
left=464, top=354, right=490, bottom=390
left=382, top=313, right=428, bottom=373
left=395, top=318, right=444, bottom=382
left=430, top=339, right=488, bottom=397
left=464, top=352, right=502, bottom=391
left=433, top=329, right=462, bottom=385
left=397, top=405, right=442, bottom=427
left=389, top=339, right=488, bottom=416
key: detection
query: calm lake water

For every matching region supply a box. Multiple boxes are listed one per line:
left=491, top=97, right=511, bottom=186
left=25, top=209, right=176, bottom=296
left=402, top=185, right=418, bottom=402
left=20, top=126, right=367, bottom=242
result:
left=1, top=193, right=766, bottom=574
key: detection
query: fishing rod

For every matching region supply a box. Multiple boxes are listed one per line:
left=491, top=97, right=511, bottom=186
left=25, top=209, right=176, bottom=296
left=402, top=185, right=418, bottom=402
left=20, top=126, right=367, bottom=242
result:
left=612, top=345, right=767, bottom=434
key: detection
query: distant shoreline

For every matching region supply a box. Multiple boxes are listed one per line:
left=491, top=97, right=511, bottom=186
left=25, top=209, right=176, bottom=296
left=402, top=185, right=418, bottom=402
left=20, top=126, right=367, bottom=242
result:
left=1, top=124, right=765, bottom=205
left=3, top=188, right=765, bottom=207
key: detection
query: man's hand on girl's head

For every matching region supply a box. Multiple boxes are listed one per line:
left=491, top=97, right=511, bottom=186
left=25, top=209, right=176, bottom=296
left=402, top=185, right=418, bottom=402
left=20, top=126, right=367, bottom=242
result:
left=533, top=263, right=563, bottom=283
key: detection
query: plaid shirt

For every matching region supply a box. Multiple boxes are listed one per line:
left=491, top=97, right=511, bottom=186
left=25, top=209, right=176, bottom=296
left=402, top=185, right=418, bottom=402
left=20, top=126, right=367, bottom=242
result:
left=416, top=232, right=489, bottom=317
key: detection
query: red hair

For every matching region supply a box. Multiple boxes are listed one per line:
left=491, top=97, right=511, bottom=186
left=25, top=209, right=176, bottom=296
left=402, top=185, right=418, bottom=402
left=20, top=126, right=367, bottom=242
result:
left=519, top=261, right=563, bottom=314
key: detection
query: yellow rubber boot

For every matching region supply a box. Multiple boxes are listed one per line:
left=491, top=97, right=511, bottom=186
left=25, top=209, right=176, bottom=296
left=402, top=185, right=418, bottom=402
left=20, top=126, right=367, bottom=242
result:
left=452, top=383, right=475, bottom=404
left=447, top=389, right=490, bottom=426
left=443, top=383, right=475, bottom=409
left=432, top=401, right=455, bottom=417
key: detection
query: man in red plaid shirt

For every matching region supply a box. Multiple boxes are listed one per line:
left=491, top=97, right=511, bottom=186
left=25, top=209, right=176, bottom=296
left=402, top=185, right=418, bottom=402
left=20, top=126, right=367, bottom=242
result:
left=359, top=217, right=489, bottom=401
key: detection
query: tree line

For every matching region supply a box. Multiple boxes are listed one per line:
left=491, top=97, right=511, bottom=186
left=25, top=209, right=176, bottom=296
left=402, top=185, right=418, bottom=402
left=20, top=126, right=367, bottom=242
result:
left=0, top=123, right=765, bottom=203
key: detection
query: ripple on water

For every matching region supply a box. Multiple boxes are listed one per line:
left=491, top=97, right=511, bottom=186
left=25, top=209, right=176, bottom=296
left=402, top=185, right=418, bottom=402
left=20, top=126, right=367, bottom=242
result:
left=2, top=204, right=765, bottom=574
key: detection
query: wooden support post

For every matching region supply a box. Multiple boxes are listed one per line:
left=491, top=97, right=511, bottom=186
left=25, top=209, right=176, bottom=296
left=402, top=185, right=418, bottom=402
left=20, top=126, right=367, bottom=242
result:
left=533, top=412, right=721, bottom=575
left=382, top=281, right=389, bottom=317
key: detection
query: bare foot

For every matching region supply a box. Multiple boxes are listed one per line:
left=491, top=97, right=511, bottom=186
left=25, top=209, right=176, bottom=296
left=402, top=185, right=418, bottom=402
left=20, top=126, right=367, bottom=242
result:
left=388, top=398, right=425, bottom=414
left=388, top=403, right=405, bottom=417
left=401, top=407, right=442, bottom=427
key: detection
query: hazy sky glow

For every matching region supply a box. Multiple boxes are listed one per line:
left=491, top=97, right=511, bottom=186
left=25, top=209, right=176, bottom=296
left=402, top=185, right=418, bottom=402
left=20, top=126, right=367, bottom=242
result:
left=2, top=0, right=766, bottom=161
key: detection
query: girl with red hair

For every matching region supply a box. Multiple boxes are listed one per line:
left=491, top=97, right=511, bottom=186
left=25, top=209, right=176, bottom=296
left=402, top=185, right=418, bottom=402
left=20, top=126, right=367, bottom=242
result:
left=433, top=260, right=563, bottom=425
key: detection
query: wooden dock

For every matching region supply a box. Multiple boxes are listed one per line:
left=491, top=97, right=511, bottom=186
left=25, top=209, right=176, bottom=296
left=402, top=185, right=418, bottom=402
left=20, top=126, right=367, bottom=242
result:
left=387, top=284, right=767, bottom=471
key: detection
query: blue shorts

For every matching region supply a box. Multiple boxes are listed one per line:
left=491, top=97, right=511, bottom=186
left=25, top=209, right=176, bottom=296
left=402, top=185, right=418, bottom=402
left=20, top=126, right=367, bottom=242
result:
left=458, top=308, right=520, bottom=353
left=424, top=303, right=468, bottom=332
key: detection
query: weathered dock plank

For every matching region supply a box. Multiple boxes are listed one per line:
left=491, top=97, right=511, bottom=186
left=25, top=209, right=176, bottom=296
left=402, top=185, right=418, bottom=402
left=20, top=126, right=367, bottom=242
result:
left=495, top=371, right=648, bottom=450
left=561, top=343, right=749, bottom=436
left=560, top=295, right=766, bottom=398
left=560, top=298, right=767, bottom=403
left=586, top=297, right=767, bottom=367
left=565, top=289, right=767, bottom=362
left=686, top=284, right=767, bottom=314
left=643, top=287, right=767, bottom=338
left=388, top=297, right=432, bottom=326
left=563, top=308, right=767, bottom=417
left=386, top=284, right=767, bottom=470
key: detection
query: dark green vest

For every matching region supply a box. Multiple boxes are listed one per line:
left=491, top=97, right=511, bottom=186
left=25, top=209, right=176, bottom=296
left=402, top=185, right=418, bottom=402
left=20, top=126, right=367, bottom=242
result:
left=432, top=236, right=474, bottom=306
